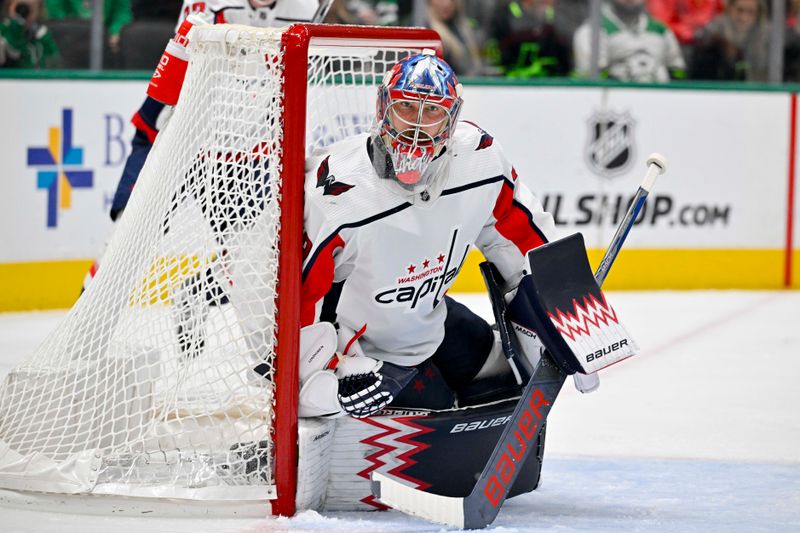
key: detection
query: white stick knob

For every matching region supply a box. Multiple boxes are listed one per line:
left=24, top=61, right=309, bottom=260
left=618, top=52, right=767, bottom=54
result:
left=642, top=152, right=668, bottom=192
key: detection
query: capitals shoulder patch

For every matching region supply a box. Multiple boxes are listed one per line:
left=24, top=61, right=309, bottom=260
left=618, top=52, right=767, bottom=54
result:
left=464, top=120, right=494, bottom=150
left=476, top=131, right=494, bottom=150
left=316, top=156, right=355, bottom=196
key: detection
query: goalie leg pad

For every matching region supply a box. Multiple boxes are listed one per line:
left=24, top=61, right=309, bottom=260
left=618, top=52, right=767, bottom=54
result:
left=299, top=370, right=342, bottom=418
left=296, top=322, right=343, bottom=418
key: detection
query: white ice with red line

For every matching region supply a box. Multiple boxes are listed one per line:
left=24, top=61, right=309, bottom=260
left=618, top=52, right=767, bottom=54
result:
left=0, top=290, right=798, bottom=532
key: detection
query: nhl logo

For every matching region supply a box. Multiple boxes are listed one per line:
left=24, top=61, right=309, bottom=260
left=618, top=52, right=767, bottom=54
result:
left=585, top=111, right=635, bottom=178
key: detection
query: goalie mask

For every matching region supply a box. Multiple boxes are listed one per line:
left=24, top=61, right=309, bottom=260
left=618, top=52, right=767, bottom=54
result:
left=371, top=50, right=463, bottom=203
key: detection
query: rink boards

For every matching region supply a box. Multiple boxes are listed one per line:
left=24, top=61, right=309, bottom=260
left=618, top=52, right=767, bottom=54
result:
left=0, top=77, right=798, bottom=310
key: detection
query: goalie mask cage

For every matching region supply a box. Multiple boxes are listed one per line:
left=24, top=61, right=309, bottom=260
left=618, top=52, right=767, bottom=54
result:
left=0, top=24, right=440, bottom=517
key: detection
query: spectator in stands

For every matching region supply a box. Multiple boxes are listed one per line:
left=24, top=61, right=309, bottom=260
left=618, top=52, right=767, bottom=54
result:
left=784, top=0, right=800, bottom=81
left=426, top=0, right=484, bottom=76
left=690, top=0, right=770, bottom=82
left=490, top=0, right=571, bottom=77
left=130, top=0, right=181, bottom=22
left=573, top=0, right=686, bottom=82
left=462, top=0, right=495, bottom=45
left=0, top=0, right=60, bottom=68
left=324, top=0, right=398, bottom=25
left=646, top=0, right=723, bottom=50
left=553, top=0, right=587, bottom=49
left=44, top=0, right=132, bottom=52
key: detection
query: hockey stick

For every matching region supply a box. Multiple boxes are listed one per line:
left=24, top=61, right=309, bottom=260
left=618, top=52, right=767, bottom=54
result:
left=575, top=151, right=669, bottom=391
left=595, top=153, right=668, bottom=285
left=371, top=153, right=668, bottom=529
left=312, top=0, right=334, bottom=23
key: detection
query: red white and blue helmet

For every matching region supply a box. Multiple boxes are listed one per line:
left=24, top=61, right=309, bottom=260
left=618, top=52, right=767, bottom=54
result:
left=373, top=50, right=463, bottom=200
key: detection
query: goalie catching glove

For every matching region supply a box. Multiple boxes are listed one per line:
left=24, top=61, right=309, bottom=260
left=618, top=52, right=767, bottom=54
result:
left=336, top=357, right=417, bottom=418
left=296, top=322, right=417, bottom=418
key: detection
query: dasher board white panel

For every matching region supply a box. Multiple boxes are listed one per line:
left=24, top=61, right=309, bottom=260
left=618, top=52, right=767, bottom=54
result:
left=462, top=86, right=790, bottom=249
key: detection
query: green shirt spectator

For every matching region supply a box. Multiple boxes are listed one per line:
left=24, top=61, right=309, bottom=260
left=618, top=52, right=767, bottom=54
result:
left=44, top=0, right=132, bottom=48
left=1, top=1, right=60, bottom=68
left=573, top=0, right=686, bottom=82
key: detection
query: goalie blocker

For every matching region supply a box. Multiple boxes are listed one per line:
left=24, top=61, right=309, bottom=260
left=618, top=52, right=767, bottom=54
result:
left=507, top=233, right=638, bottom=376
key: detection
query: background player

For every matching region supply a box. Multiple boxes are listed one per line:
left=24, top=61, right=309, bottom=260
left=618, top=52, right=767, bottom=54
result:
left=84, top=0, right=329, bottom=290
left=110, top=0, right=326, bottom=225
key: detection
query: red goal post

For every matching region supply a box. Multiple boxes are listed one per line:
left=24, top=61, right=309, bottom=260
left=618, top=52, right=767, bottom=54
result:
left=274, top=24, right=441, bottom=516
left=0, top=23, right=441, bottom=518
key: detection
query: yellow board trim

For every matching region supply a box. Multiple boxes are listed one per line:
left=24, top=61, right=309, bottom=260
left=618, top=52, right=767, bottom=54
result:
left=0, top=260, right=91, bottom=311
left=0, top=248, right=795, bottom=312
left=793, top=250, right=800, bottom=290
left=450, top=248, right=791, bottom=292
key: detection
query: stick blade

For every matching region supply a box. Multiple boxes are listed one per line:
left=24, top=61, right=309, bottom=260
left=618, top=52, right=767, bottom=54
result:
left=371, top=472, right=466, bottom=528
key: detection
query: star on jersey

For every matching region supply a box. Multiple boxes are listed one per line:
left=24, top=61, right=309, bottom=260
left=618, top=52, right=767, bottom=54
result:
left=316, top=156, right=354, bottom=196
left=404, top=256, right=441, bottom=279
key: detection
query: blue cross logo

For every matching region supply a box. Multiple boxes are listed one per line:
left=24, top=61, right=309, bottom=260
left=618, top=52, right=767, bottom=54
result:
left=27, top=109, right=94, bottom=228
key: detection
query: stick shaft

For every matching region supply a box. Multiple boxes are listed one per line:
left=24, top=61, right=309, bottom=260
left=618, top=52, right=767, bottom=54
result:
left=594, top=187, right=648, bottom=285
left=312, top=0, right=334, bottom=22
left=594, top=162, right=662, bottom=285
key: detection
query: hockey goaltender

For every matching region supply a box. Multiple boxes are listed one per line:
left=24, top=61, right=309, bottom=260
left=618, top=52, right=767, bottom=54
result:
left=293, top=49, right=643, bottom=527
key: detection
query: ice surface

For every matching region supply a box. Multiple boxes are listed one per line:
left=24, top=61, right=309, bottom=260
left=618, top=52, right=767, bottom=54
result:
left=1, top=291, right=798, bottom=532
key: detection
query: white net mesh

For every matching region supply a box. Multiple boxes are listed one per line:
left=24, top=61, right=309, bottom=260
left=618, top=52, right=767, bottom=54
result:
left=0, top=24, right=434, bottom=504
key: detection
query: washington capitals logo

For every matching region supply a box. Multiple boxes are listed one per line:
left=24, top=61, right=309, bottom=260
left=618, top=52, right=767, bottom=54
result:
left=476, top=131, right=494, bottom=150
left=316, top=156, right=354, bottom=196
left=465, top=121, right=494, bottom=150
left=547, top=292, right=619, bottom=341
left=27, top=109, right=93, bottom=228
left=373, top=227, right=469, bottom=310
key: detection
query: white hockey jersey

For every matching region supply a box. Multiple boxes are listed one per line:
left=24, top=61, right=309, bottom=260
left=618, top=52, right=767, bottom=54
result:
left=177, top=0, right=321, bottom=29
left=301, top=122, right=558, bottom=366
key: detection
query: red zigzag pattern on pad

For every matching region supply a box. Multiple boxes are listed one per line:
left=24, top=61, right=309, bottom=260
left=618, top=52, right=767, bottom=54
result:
left=547, top=293, right=620, bottom=341
left=357, top=415, right=435, bottom=509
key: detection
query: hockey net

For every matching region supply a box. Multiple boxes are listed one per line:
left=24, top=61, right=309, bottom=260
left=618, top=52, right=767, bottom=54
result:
left=0, top=24, right=439, bottom=515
